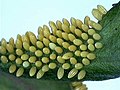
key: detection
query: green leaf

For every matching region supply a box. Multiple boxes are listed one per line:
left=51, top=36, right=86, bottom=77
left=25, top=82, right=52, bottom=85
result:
left=0, top=71, right=72, bottom=90
left=84, top=2, right=120, bottom=81
left=0, top=2, right=120, bottom=88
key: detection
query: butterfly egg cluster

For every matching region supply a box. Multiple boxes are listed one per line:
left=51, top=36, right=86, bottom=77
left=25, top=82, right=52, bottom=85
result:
left=92, top=5, right=107, bottom=21
left=0, top=5, right=107, bottom=80
left=72, top=81, right=88, bottom=90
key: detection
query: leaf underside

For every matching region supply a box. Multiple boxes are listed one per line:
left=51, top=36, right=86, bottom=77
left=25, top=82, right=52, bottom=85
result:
left=0, top=2, right=120, bottom=83
left=84, top=2, right=120, bottom=81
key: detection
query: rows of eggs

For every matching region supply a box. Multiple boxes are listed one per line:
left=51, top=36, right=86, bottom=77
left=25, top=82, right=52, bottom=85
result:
left=0, top=5, right=107, bottom=80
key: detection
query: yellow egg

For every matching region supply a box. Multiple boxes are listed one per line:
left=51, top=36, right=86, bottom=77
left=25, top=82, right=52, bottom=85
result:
left=88, top=20, right=96, bottom=27
left=62, top=18, right=70, bottom=26
left=1, top=38, right=7, bottom=47
left=50, top=53, right=56, bottom=60
left=28, top=31, right=36, bottom=38
left=21, top=54, right=29, bottom=60
left=75, top=63, right=83, bottom=70
left=15, top=58, right=22, bottom=65
left=0, top=56, right=8, bottom=64
left=25, top=31, right=30, bottom=38
left=16, top=49, right=23, bottom=56
left=57, top=67, right=64, bottom=79
left=51, top=26, right=57, bottom=35
left=74, top=83, right=87, bottom=90
left=78, top=70, right=86, bottom=80
left=87, top=39, right=94, bottom=44
left=29, top=56, right=37, bottom=63
left=9, top=64, right=16, bottom=73
left=42, top=65, right=49, bottom=72
left=9, top=54, right=16, bottom=61
left=23, top=42, right=30, bottom=51
left=23, top=61, right=30, bottom=68
left=35, top=61, right=42, bottom=67
left=38, top=27, right=44, bottom=34
left=95, top=42, right=103, bottom=49
left=81, top=33, right=88, bottom=40
left=82, top=58, right=90, bottom=65
left=62, top=52, right=73, bottom=59
left=75, top=29, right=82, bottom=37
left=35, top=50, right=43, bottom=57
left=97, top=5, right=107, bottom=15
left=49, top=63, right=57, bottom=69
left=29, top=66, right=37, bottom=77
left=9, top=37, right=14, bottom=47
left=70, top=25, right=76, bottom=33
left=49, top=35, right=57, bottom=43
left=43, top=25, right=51, bottom=38
left=82, top=24, right=89, bottom=32
left=62, top=32, right=69, bottom=41
left=49, top=43, right=56, bottom=50
left=72, top=82, right=82, bottom=87
left=57, top=56, right=65, bottom=64
left=73, top=39, right=83, bottom=46
left=16, top=67, right=24, bottom=77
left=17, top=34, right=22, bottom=42
left=55, top=46, right=63, bottom=54
left=76, top=19, right=83, bottom=29
left=0, top=46, right=6, bottom=54
left=68, top=68, right=78, bottom=78
left=80, top=51, right=89, bottom=57
left=56, top=20, right=62, bottom=29
left=62, top=63, right=70, bottom=69
left=93, top=33, right=101, bottom=40
left=42, top=57, right=49, bottom=63
left=56, top=30, right=62, bottom=38
left=75, top=50, right=81, bottom=56
left=36, top=69, right=45, bottom=79
left=88, top=29, right=96, bottom=35
left=68, top=34, right=76, bottom=42
left=80, top=44, right=87, bottom=51
left=38, top=34, right=44, bottom=41
left=6, top=44, right=14, bottom=53
left=93, top=23, right=102, bottom=30
left=38, top=26, right=44, bottom=35
left=88, top=44, right=95, bottom=51
left=49, top=21, right=57, bottom=29
left=70, top=57, right=77, bottom=64
left=22, top=35, right=29, bottom=44
left=70, top=17, right=77, bottom=27
left=29, top=46, right=36, bottom=52
left=43, top=38, right=50, bottom=46
left=62, top=42, right=70, bottom=49
left=68, top=45, right=77, bottom=52
left=15, top=39, right=22, bottom=49
left=92, top=8, right=102, bottom=21
left=87, top=53, right=96, bottom=60
left=62, top=23, right=70, bottom=33
left=36, top=41, right=44, bottom=49
left=43, top=47, right=50, bottom=54
left=84, top=16, right=90, bottom=26
left=57, top=38, right=64, bottom=46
